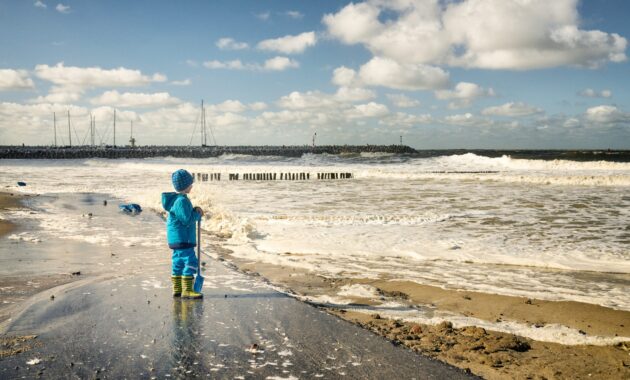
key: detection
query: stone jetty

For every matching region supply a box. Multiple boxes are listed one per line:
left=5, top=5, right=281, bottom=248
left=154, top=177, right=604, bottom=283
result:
left=0, top=145, right=416, bottom=159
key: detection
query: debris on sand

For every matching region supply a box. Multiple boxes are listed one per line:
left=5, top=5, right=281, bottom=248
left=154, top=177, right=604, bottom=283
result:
left=1, top=335, right=40, bottom=358
left=246, top=343, right=264, bottom=354
left=26, top=358, right=41, bottom=365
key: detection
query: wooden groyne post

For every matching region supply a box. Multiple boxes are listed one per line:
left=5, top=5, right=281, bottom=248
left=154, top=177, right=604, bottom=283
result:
left=190, top=172, right=353, bottom=182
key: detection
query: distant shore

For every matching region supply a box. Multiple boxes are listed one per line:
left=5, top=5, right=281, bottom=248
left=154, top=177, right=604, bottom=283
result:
left=1, top=145, right=629, bottom=162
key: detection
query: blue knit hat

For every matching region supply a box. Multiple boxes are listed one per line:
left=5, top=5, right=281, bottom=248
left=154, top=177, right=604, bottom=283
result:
left=172, top=169, right=194, bottom=192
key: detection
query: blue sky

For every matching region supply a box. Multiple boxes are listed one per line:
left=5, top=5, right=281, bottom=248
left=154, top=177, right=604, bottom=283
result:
left=0, top=0, right=629, bottom=148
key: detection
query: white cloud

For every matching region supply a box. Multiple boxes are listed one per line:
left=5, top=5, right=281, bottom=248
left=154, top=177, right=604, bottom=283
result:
left=55, top=3, right=70, bottom=13
left=585, top=105, right=630, bottom=124
left=209, top=100, right=247, bottom=113
left=91, top=106, right=138, bottom=122
left=171, top=79, right=191, bottom=86
left=0, top=102, right=94, bottom=145
left=263, top=56, right=299, bottom=71
left=34, top=63, right=166, bottom=92
left=255, top=110, right=329, bottom=127
left=334, top=87, right=376, bottom=102
left=358, top=57, right=449, bottom=91
left=332, top=66, right=358, bottom=87
left=248, top=102, right=268, bottom=111
left=204, top=60, right=246, bottom=70
left=138, top=103, right=197, bottom=126
left=380, top=112, right=432, bottom=127
left=257, top=32, right=317, bottom=54
left=256, top=11, right=270, bottom=21
left=31, top=91, right=81, bottom=104
left=216, top=37, right=249, bottom=50
left=277, top=91, right=337, bottom=110
left=185, top=60, right=199, bottom=67
left=0, top=69, right=35, bottom=91
left=285, top=11, right=304, bottom=19
left=209, top=112, right=249, bottom=128
left=563, top=117, right=581, bottom=128
left=386, top=94, right=421, bottom=108
left=346, top=102, right=389, bottom=119
left=578, top=88, right=612, bottom=98
left=482, top=102, right=544, bottom=117
left=204, top=57, right=298, bottom=72
left=323, top=0, right=627, bottom=70
left=444, top=113, right=492, bottom=127
left=323, top=2, right=383, bottom=45
left=434, top=82, right=494, bottom=109
left=277, top=87, right=374, bottom=111
left=34, top=1, right=46, bottom=9
left=90, top=90, right=181, bottom=108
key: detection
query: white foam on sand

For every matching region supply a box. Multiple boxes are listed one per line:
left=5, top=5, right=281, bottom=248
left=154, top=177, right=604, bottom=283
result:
left=310, top=299, right=630, bottom=346
left=8, top=232, right=42, bottom=243
left=337, top=284, right=380, bottom=299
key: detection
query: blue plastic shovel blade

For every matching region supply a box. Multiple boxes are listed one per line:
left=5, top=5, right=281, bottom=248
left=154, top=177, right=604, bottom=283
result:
left=194, top=273, right=204, bottom=293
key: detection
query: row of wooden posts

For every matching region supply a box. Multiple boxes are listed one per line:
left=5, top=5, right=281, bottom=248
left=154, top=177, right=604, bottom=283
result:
left=192, top=172, right=353, bottom=182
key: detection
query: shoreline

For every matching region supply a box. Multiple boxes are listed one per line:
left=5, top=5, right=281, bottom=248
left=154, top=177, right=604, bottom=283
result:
left=2, top=191, right=629, bottom=378
left=206, top=235, right=630, bottom=379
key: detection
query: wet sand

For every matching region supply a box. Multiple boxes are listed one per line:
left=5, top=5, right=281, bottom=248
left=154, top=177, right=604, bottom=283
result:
left=0, top=192, right=22, bottom=237
left=214, top=243, right=630, bottom=380
left=0, top=192, right=83, bottom=325
left=0, top=192, right=472, bottom=379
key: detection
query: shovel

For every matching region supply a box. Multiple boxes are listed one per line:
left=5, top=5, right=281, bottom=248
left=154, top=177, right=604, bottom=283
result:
left=193, top=219, right=204, bottom=293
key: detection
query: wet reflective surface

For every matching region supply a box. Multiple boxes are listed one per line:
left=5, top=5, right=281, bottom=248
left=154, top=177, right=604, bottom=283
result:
left=0, top=193, right=474, bottom=379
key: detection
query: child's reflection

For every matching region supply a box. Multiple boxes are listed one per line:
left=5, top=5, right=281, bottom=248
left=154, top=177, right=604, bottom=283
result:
left=171, top=299, right=204, bottom=377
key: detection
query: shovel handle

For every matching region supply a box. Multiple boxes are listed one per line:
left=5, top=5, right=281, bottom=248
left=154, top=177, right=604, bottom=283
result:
left=197, top=219, right=201, bottom=273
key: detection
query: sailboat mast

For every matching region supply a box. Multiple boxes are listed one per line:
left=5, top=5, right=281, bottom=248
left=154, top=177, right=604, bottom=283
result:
left=53, top=112, right=57, bottom=147
left=203, top=104, right=207, bottom=146
left=67, top=110, right=72, bottom=147
left=113, top=109, right=116, bottom=147
left=200, top=100, right=206, bottom=147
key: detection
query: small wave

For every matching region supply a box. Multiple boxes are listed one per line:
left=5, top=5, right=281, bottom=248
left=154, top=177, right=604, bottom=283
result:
left=260, top=213, right=458, bottom=226
left=430, top=153, right=630, bottom=172
left=353, top=170, right=630, bottom=187
left=359, top=152, right=395, bottom=158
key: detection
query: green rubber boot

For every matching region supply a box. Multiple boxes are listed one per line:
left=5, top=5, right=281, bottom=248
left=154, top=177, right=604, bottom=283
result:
left=181, top=275, right=203, bottom=299
left=171, top=275, right=182, bottom=297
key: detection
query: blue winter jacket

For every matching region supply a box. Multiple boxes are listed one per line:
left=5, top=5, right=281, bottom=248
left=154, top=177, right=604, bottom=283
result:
left=162, top=192, right=201, bottom=249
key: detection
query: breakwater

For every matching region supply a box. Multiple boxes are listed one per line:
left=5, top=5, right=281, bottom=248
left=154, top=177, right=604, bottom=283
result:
left=193, top=172, right=354, bottom=181
left=0, top=145, right=416, bottom=159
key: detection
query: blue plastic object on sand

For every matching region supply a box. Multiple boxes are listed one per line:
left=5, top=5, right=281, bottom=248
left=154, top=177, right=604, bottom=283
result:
left=17, top=182, right=26, bottom=187
left=119, top=203, right=142, bottom=214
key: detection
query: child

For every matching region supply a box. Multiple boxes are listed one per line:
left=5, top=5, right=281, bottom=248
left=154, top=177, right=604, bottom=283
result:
left=162, top=169, right=204, bottom=299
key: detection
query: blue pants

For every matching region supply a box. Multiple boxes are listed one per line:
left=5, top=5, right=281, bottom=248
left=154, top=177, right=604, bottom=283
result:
left=172, top=248, right=198, bottom=276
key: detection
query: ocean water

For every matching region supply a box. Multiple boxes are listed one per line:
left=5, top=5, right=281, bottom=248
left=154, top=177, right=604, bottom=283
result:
left=1, top=152, right=629, bottom=343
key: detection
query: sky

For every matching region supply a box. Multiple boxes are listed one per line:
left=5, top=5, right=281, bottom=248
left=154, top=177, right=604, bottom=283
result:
left=0, top=0, right=629, bottom=149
